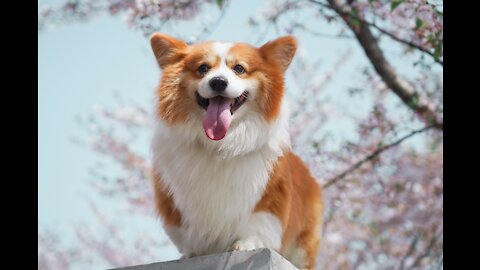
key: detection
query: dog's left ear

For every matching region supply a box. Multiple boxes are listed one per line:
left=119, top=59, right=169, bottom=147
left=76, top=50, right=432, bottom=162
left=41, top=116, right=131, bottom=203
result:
left=259, top=36, right=297, bottom=72
left=150, top=32, right=188, bottom=69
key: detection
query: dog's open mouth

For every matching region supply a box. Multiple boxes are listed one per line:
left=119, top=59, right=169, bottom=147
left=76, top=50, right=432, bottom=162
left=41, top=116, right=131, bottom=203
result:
left=196, top=91, right=249, bottom=141
left=195, top=91, right=249, bottom=114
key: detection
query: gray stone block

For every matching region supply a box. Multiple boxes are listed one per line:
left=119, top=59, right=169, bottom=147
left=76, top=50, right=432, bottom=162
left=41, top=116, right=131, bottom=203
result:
left=110, top=248, right=299, bottom=270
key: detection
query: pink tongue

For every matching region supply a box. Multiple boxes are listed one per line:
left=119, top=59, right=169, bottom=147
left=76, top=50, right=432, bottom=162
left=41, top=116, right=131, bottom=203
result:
left=202, top=97, right=232, bottom=140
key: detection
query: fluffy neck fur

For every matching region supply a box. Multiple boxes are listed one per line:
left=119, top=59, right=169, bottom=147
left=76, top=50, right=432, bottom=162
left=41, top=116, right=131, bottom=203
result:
left=151, top=99, right=291, bottom=255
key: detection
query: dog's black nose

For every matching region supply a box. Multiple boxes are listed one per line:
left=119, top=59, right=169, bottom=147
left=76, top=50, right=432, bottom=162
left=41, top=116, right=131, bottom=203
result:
left=209, top=76, right=228, bottom=92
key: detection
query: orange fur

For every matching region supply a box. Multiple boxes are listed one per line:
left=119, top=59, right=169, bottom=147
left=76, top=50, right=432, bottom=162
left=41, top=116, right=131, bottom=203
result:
left=255, top=152, right=323, bottom=270
left=228, top=41, right=294, bottom=122
left=152, top=172, right=182, bottom=227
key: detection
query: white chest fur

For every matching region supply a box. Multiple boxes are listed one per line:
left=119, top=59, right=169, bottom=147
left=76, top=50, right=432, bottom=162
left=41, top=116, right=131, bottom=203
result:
left=151, top=102, right=290, bottom=256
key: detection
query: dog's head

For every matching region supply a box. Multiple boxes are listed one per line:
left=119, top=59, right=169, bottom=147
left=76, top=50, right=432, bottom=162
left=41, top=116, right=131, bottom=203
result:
left=150, top=33, right=296, bottom=155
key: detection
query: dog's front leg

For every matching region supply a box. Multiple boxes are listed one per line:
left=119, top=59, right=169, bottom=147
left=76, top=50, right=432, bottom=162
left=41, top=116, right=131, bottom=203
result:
left=230, top=212, right=283, bottom=252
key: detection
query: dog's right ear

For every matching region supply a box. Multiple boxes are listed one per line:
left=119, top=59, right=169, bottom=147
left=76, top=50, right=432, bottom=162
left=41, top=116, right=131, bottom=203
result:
left=150, top=32, right=188, bottom=69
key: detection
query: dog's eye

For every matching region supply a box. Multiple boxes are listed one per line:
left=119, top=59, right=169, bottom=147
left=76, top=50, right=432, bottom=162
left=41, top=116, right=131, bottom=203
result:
left=233, top=64, right=246, bottom=74
left=197, top=64, right=210, bottom=75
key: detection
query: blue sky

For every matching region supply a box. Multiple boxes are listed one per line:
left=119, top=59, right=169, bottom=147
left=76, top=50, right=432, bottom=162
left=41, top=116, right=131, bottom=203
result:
left=39, top=0, right=433, bottom=268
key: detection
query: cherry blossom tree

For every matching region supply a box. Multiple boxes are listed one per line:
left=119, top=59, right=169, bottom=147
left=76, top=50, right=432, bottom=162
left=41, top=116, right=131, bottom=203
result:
left=39, top=0, right=443, bottom=269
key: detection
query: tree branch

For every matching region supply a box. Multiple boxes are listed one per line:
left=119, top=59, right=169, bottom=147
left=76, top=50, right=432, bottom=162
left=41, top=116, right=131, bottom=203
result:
left=398, top=233, right=421, bottom=270
left=291, top=22, right=355, bottom=39
left=323, top=124, right=439, bottom=188
left=310, top=0, right=443, bottom=131
left=308, top=0, right=443, bottom=66
left=407, top=234, right=439, bottom=270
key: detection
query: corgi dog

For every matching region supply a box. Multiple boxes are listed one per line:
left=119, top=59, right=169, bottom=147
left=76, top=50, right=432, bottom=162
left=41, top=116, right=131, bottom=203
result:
left=149, top=32, right=323, bottom=270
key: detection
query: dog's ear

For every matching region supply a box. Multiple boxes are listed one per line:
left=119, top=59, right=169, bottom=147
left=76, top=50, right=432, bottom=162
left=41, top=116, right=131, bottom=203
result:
left=150, top=32, right=188, bottom=69
left=259, top=36, right=297, bottom=72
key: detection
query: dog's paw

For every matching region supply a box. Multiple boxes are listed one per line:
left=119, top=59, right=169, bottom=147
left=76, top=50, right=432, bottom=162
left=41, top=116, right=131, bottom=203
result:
left=230, top=236, right=265, bottom=252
